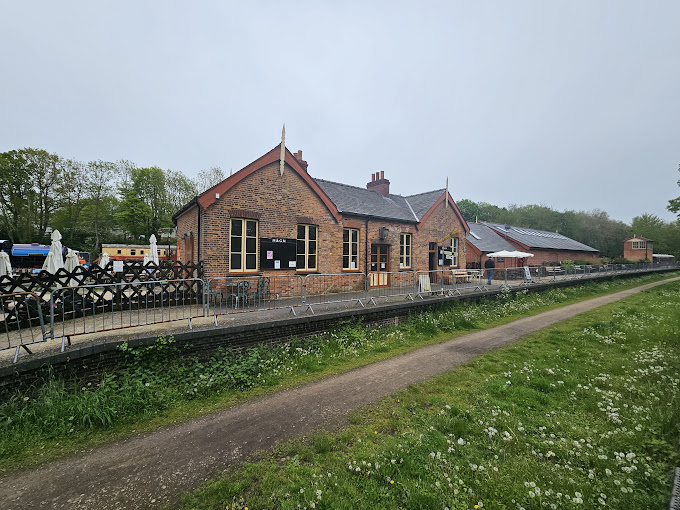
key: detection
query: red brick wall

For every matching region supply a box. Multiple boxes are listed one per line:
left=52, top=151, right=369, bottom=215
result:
left=199, top=161, right=338, bottom=279
left=176, top=205, right=199, bottom=265
left=416, top=200, right=468, bottom=270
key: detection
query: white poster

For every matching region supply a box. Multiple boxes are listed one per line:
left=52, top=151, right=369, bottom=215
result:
left=274, top=260, right=281, bottom=269
left=289, top=261, right=296, bottom=268
left=113, top=261, right=124, bottom=273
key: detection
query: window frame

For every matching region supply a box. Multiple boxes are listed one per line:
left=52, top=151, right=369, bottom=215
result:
left=343, top=228, right=359, bottom=271
left=399, top=233, right=412, bottom=269
left=452, top=237, right=459, bottom=267
left=230, top=218, right=259, bottom=273
left=632, top=241, right=646, bottom=250
left=296, top=224, right=318, bottom=272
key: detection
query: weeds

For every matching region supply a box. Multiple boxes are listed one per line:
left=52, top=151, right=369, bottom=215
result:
left=0, top=273, right=673, bottom=470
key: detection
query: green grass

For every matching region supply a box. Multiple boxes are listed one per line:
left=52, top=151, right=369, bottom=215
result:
left=0, top=273, right=675, bottom=473
left=179, top=280, right=680, bottom=510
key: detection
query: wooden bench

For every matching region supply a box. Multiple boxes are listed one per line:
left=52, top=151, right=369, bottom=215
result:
left=453, top=269, right=470, bottom=283
left=544, top=266, right=563, bottom=276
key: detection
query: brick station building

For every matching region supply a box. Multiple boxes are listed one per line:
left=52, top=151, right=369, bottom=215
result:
left=172, top=145, right=469, bottom=287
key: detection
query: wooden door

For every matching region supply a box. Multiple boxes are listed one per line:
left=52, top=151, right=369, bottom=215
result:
left=369, top=245, right=389, bottom=287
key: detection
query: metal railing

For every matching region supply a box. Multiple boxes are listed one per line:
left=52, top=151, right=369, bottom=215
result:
left=0, top=261, right=675, bottom=362
left=302, top=273, right=367, bottom=312
left=1, top=292, right=48, bottom=362
left=205, top=275, right=304, bottom=316
left=48, top=278, right=205, bottom=350
left=366, top=270, right=417, bottom=302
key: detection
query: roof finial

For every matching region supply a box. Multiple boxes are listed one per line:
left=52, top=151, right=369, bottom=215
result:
left=279, top=123, right=286, bottom=176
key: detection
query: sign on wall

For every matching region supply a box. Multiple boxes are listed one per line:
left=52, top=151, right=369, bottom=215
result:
left=260, top=238, right=297, bottom=270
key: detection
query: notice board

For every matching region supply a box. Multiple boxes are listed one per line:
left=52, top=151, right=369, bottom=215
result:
left=260, top=237, right=297, bottom=270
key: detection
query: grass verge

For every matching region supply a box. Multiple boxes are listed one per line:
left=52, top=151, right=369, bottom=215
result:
left=179, top=280, right=680, bottom=509
left=0, top=273, right=676, bottom=473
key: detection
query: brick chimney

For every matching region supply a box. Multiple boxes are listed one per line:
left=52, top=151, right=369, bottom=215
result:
left=294, top=150, right=308, bottom=172
left=366, top=171, right=390, bottom=196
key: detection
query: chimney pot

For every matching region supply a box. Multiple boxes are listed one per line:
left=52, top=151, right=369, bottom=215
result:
left=294, top=149, right=308, bottom=172
left=366, top=171, right=390, bottom=196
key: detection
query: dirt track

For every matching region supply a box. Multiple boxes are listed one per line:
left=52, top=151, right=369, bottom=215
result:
left=0, top=278, right=676, bottom=509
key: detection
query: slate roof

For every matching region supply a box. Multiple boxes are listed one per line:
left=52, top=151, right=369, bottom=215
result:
left=314, top=178, right=432, bottom=222
left=405, top=189, right=446, bottom=219
left=484, top=222, right=598, bottom=252
left=466, top=223, right=516, bottom=253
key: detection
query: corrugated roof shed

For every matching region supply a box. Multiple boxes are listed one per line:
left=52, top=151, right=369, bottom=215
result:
left=485, top=222, right=598, bottom=252
left=466, top=223, right=516, bottom=253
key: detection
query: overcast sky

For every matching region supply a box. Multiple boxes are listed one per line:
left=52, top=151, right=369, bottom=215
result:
left=2, top=1, right=679, bottom=224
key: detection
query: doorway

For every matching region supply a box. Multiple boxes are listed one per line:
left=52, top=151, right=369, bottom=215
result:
left=369, top=244, right=389, bottom=287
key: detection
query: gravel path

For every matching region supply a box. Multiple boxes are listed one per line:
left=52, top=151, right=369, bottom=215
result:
left=0, top=278, right=675, bottom=509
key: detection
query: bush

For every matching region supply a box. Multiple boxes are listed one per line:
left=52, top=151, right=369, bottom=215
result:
left=611, top=257, right=634, bottom=264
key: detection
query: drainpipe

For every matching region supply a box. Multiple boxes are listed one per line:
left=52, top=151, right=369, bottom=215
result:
left=197, top=204, right=202, bottom=269
left=365, top=218, right=369, bottom=276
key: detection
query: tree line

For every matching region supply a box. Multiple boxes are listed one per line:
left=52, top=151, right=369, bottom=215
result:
left=0, top=148, right=225, bottom=255
left=1, top=147, right=678, bottom=259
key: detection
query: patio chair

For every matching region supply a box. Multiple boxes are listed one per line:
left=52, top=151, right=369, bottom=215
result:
left=208, top=280, right=225, bottom=307
left=247, top=277, right=271, bottom=307
left=229, top=281, right=250, bottom=309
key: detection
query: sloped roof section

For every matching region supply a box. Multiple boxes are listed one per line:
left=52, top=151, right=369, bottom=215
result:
left=404, top=189, right=445, bottom=219
left=314, top=179, right=418, bottom=222
left=485, top=222, right=598, bottom=252
left=466, top=223, right=516, bottom=253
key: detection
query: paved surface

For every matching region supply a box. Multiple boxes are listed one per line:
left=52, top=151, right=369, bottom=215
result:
left=0, top=277, right=677, bottom=509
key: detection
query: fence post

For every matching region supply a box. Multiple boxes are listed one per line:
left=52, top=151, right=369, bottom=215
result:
left=49, top=292, right=55, bottom=340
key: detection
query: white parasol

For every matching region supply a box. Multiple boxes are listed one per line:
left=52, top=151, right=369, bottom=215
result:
left=149, top=234, right=159, bottom=265
left=143, top=253, right=151, bottom=265
left=42, top=229, right=65, bottom=273
left=487, top=250, right=534, bottom=258
left=98, top=252, right=110, bottom=268
left=0, top=251, right=12, bottom=277
left=64, top=249, right=81, bottom=287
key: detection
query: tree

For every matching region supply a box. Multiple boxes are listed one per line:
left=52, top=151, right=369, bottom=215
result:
left=114, top=192, right=151, bottom=239
left=52, top=159, right=89, bottom=248
left=86, top=160, right=118, bottom=253
left=668, top=164, right=680, bottom=216
left=0, top=148, right=63, bottom=243
left=0, top=150, right=32, bottom=242
left=456, top=199, right=480, bottom=222
left=115, top=165, right=196, bottom=239
left=165, top=170, right=198, bottom=215
left=24, top=148, right=63, bottom=239
left=195, top=166, right=225, bottom=193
